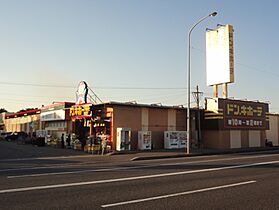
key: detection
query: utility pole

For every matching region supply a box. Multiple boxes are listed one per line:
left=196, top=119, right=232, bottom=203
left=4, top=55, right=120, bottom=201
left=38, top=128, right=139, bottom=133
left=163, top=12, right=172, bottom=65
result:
left=192, top=85, right=203, bottom=148
left=192, top=85, right=203, bottom=109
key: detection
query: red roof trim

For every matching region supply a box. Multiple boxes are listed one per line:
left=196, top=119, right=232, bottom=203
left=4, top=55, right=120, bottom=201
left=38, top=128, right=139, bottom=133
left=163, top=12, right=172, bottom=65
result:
left=40, top=102, right=75, bottom=110
left=71, top=102, right=93, bottom=107
left=5, top=109, right=41, bottom=118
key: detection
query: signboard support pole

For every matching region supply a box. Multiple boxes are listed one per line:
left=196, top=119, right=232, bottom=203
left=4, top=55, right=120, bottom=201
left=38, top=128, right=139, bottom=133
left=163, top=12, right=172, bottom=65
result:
left=213, top=85, right=218, bottom=98
left=222, top=83, right=228, bottom=98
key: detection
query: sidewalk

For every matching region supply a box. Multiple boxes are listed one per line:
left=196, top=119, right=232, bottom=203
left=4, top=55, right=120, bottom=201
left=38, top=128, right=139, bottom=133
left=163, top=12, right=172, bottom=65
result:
left=108, top=146, right=279, bottom=161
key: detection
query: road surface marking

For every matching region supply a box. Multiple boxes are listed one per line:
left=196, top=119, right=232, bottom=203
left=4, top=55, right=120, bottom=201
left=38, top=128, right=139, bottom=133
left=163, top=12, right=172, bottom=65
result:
left=0, top=155, right=93, bottom=162
left=6, top=153, right=279, bottom=178
left=160, top=153, right=279, bottom=166
left=1, top=162, right=95, bottom=173
left=0, top=160, right=278, bottom=194
left=136, top=150, right=279, bottom=162
left=7, top=165, right=156, bottom=178
left=101, top=180, right=257, bottom=208
left=102, top=180, right=256, bottom=207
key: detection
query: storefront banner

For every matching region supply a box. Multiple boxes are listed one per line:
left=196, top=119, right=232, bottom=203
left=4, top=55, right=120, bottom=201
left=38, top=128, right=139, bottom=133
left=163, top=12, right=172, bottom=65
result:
left=41, top=110, right=66, bottom=121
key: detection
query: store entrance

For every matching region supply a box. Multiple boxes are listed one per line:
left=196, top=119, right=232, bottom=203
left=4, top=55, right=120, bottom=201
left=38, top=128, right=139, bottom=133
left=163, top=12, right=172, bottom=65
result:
left=72, top=118, right=90, bottom=148
left=92, top=120, right=111, bottom=150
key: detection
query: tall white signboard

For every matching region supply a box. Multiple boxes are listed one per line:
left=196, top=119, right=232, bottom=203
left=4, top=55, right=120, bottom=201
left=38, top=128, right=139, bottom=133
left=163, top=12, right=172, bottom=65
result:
left=206, top=24, right=234, bottom=86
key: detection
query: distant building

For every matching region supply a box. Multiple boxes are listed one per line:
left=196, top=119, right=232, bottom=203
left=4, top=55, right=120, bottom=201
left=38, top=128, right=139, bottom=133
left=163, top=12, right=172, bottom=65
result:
left=40, top=102, right=75, bottom=139
left=5, top=109, right=41, bottom=134
left=265, top=113, right=279, bottom=146
left=0, top=113, right=5, bottom=132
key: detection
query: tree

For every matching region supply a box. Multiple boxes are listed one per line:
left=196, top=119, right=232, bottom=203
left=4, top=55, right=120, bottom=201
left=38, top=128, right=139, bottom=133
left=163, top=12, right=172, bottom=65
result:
left=0, top=108, right=7, bottom=113
left=18, top=108, right=36, bottom=112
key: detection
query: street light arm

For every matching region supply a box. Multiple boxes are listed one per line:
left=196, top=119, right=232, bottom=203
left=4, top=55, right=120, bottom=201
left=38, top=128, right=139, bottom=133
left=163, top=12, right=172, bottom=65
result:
left=188, top=15, right=210, bottom=36
left=188, top=12, right=217, bottom=37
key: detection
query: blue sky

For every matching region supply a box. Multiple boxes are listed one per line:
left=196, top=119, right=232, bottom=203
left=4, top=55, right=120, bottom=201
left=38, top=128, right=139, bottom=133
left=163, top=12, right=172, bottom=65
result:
left=0, top=0, right=279, bottom=112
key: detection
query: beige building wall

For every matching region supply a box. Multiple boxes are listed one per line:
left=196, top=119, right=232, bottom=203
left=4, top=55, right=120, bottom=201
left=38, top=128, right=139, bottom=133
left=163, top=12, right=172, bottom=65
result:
left=107, top=105, right=187, bottom=150
left=4, top=114, right=40, bottom=133
left=203, top=129, right=266, bottom=149
left=230, top=130, right=241, bottom=148
left=112, top=105, right=182, bottom=150
left=148, top=108, right=168, bottom=149
left=107, top=104, right=193, bottom=150
left=249, top=130, right=261, bottom=147
left=202, top=130, right=230, bottom=149
left=167, top=109, right=176, bottom=131
left=266, top=115, right=279, bottom=146
left=112, top=106, right=142, bottom=150
left=176, top=109, right=186, bottom=131
left=241, top=130, right=249, bottom=148
left=5, top=118, right=18, bottom=132
left=141, top=108, right=149, bottom=131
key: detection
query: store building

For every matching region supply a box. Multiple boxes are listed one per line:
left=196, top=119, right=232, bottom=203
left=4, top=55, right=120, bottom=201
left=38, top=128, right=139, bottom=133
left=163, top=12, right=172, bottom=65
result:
left=69, top=102, right=93, bottom=146
left=0, top=113, right=5, bottom=132
left=4, top=109, right=41, bottom=134
left=2, top=98, right=273, bottom=152
left=202, top=98, right=269, bottom=149
left=68, top=81, right=196, bottom=151
left=88, top=102, right=200, bottom=151
left=2, top=80, right=273, bottom=152
left=40, top=102, right=75, bottom=140
left=265, top=113, right=279, bottom=146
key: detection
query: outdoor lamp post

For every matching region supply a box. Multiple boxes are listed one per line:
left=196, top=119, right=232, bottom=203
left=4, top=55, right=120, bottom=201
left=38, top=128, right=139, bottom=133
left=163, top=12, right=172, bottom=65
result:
left=186, top=12, right=217, bottom=154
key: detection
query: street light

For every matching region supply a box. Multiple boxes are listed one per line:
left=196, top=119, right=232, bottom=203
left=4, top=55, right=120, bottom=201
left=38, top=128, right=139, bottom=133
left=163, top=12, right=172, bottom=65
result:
left=186, top=12, right=217, bottom=154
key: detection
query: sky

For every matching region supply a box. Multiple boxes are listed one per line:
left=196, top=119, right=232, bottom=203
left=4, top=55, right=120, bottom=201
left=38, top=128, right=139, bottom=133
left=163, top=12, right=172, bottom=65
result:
left=0, top=0, right=279, bottom=113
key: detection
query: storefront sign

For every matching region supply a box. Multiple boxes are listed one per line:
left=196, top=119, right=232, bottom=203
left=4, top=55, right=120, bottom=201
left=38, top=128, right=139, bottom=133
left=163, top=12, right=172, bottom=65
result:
left=223, top=99, right=268, bottom=129
left=205, top=98, right=269, bottom=130
left=69, top=105, right=92, bottom=117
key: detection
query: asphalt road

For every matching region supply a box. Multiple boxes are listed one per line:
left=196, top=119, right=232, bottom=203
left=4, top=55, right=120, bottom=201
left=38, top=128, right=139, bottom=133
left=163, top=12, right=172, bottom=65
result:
left=0, top=140, right=279, bottom=210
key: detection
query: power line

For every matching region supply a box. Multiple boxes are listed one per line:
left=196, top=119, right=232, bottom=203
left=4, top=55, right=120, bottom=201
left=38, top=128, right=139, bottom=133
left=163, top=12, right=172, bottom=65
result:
left=191, top=46, right=279, bottom=77
left=0, top=81, right=197, bottom=90
left=0, top=98, right=51, bottom=103
left=0, top=92, right=73, bottom=100
left=235, top=62, right=279, bottom=77
left=93, top=86, right=187, bottom=90
left=0, top=81, right=75, bottom=88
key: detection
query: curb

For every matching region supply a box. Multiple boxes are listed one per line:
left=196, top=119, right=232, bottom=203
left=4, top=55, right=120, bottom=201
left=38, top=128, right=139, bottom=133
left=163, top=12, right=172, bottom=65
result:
left=130, top=154, right=187, bottom=161
left=130, top=147, right=279, bottom=161
left=106, top=151, right=138, bottom=156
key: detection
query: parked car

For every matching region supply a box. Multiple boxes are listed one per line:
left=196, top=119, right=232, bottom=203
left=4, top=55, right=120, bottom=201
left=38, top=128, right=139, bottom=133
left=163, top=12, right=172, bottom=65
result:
left=5, top=132, right=19, bottom=141
left=17, top=132, right=29, bottom=144
left=0, top=132, right=10, bottom=140
left=1, top=132, right=11, bottom=140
